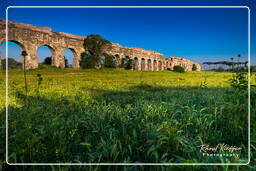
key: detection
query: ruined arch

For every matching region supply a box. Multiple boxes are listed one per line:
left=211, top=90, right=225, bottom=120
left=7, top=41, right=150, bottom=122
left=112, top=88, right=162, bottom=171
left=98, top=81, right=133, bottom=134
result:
left=64, top=48, right=78, bottom=68
left=153, top=60, right=157, bottom=71
left=37, top=44, right=56, bottom=66
left=114, top=54, right=120, bottom=67
left=158, top=61, right=162, bottom=71
left=147, top=59, right=152, bottom=71
left=121, top=56, right=130, bottom=68
left=0, top=40, right=26, bottom=69
left=141, top=58, right=146, bottom=71
left=166, top=61, right=169, bottom=69
left=133, top=57, right=139, bottom=70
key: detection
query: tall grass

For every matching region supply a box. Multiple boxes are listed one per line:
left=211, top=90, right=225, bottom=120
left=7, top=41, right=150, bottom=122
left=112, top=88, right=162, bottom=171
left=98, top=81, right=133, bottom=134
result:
left=0, top=69, right=255, bottom=170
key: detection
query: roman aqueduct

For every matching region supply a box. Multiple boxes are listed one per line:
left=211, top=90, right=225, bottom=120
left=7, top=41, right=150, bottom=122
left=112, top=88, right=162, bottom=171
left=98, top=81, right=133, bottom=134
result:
left=0, top=19, right=201, bottom=71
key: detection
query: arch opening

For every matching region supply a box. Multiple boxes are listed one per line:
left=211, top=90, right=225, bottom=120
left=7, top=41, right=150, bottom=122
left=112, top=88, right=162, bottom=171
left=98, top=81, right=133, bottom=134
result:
left=64, top=48, right=76, bottom=68
left=141, top=58, right=146, bottom=71
left=147, top=59, right=152, bottom=71
left=114, top=54, right=120, bottom=67
left=133, top=57, right=139, bottom=70
left=0, top=40, right=25, bottom=70
left=153, top=60, right=157, bottom=71
left=37, top=45, right=54, bottom=66
left=158, top=61, right=162, bottom=71
left=122, top=56, right=130, bottom=68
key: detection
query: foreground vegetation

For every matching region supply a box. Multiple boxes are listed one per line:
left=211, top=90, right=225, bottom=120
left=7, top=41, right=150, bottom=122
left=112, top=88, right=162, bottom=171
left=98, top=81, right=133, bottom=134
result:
left=0, top=68, right=255, bottom=170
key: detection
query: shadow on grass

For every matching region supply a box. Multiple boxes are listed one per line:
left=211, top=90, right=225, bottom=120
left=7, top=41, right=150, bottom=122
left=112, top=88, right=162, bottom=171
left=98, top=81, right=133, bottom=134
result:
left=0, top=84, right=251, bottom=166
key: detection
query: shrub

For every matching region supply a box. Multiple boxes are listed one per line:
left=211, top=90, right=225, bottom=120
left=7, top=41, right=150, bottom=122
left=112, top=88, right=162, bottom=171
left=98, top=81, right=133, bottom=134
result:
left=1, top=58, right=22, bottom=70
left=43, top=57, right=52, bottom=65
left=229, top=72, right=248, bottom=90
left=173, top=65, right=185, bottom=73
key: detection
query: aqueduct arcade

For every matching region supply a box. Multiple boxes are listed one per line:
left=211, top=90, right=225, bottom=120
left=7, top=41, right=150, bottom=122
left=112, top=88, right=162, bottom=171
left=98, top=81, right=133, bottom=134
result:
left=0, top=19, right=201, bottom=71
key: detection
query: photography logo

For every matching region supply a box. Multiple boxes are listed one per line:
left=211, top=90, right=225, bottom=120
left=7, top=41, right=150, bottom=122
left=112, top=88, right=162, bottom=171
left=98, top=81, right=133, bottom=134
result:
left=198, top=144, right=242, bottom=157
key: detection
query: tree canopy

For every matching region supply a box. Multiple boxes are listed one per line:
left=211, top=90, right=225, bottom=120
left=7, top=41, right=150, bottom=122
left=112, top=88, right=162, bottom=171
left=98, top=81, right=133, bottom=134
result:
left=80, top=34, right=112, bottom=69
left=43, top=57, right=52, bottom=65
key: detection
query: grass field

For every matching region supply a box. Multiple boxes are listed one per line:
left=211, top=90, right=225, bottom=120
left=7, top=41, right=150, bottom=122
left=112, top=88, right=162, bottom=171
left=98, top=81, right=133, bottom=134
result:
left=0, top=68, right=255, bottom=170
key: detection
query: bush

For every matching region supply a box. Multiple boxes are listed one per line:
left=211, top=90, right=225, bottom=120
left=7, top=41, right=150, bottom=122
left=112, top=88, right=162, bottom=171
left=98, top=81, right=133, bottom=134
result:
left=173, top=65, right=185, bottom=73
left=43, top=57, right=52, bottom=65
left=1, top=58, right=22, bottom=70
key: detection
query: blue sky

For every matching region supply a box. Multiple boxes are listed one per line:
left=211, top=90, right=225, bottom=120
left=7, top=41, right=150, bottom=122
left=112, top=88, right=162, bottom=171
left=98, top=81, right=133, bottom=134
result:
left=0, top=0, right=255, bottom=65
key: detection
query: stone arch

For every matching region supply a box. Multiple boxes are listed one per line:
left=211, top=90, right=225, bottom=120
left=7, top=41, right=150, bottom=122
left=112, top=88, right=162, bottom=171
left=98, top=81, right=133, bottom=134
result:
left=63, top=48, right=77, bottom=68
left=166, top=61, right=169, bottom=70
left=153, top=60, right=158, bottom=71
left=147, top=59, right=152, bottom=71
left=0, top=40, right=26, bottom=69
left=64, top=48, right=78, bottom=68
left=37, top=44, right=56, bottom=66
left=141, top=58, right=146, bottom=71
left=3, top=40, right=26, bottom=50
left=114, top=54, right=120, bottom=67
left=158, top=60, right=162, bottom=71
left=133, top=57, right=139, bottom=70
left=121, top=56, right=130, bottom=68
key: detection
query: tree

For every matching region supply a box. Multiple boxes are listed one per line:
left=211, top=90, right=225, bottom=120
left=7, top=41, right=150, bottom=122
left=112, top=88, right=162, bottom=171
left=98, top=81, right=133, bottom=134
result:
left=104, top=53, right=116, bottom=68
left=43, top=57, right=52, bottom=65
left=192, top=64, right=197, bottom=71
left=124, top=59, right=133, bottom=70
left=80, top=34, right=112, bottom=69
left=173, top=65, right=185, bottom=73
left=80, top=51, right=93, bottom=69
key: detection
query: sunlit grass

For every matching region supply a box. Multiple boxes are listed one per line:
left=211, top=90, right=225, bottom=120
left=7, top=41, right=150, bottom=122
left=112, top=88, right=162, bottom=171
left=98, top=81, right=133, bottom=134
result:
left=0, top=68, right=255, bottom=170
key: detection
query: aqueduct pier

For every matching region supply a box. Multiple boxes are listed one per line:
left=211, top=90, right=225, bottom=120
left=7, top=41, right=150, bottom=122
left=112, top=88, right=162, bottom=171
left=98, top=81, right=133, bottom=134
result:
left=0, top=19, right=201, bottom=71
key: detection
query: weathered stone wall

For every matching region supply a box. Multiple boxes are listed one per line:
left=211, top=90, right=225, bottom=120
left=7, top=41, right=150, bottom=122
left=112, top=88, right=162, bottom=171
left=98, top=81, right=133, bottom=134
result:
left=0, top=19, right=201, bottom=71
left=0, top=19, right=85, bottom=69
left=167, top=56, right=202, bottom=71
left=109, top=43, right=166, bottom=71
